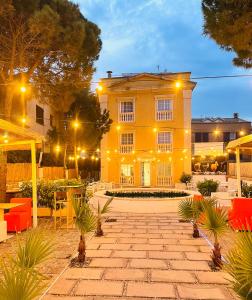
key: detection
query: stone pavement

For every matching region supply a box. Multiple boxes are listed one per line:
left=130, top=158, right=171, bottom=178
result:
left=43, top=213, right=235, bottom=300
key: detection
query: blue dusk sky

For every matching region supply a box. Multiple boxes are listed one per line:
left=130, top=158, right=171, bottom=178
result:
left=76, top=0, right=252, bottom=120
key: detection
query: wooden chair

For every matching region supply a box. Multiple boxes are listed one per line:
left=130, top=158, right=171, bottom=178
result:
left=54, top=191, right=67, bottom=229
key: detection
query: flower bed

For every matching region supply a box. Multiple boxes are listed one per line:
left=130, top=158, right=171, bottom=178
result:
left=105, top=190, right=189, bottom=198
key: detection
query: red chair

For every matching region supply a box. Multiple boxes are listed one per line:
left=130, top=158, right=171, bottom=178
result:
left=4, top=198, right=32, bottom=232
left=194, top=194, right=203, bottom=201
left=228, top=198, right=252, bottom=230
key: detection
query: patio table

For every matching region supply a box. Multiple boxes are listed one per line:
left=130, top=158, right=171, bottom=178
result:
left=0, top=203, right=23, bottom=242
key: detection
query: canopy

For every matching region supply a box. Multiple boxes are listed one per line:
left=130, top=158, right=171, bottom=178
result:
left=0, top=119, right=44, bottom=227
left=227, top=134, right=252, bottom=197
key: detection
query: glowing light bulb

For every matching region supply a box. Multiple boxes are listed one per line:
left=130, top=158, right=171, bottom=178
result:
left=20, top=85, right=27, bottom=93
left=239, top=130, right=245, bottom=136
left=153, top=128, right=157, bottom=132
left=175, top=81, right=182, bottom=88
left=116, top=125, right=121, bottom=131
left=73, top=120, right=80, bottom=129
left=97, top=84, right=103, bottom=91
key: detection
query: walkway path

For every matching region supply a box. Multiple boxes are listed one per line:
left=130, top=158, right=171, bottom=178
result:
left=44, top=212, right=235, bottom=300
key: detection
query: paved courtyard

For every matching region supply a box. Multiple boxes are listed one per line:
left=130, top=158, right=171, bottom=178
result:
left=43, top=212, right=236, bottom=300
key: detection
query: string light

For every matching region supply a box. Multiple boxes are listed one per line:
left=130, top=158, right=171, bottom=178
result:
left=175, top=80, right=182, bottom=88
left=116, top=125, right=121, bottom=131
left=214, top=129, right=220, bottom=135
left=239, top=130, right=245, bottom=136
left=20, top=116, right=27, bottom=124
left=55, top=145, right=61, bottom=153
left=153, top=128, right=157, bottom=132
left=96, top=84, right=103, bottom=92
left=20, top=85, right=27, bottom=93
left=72, top=120, right=80, bottom=129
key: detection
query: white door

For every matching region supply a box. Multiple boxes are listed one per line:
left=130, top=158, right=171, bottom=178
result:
left=141, top=162, right=151, bottom=186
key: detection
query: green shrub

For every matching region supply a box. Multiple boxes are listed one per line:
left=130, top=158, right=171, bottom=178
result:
left=197, top=179, right=219, bottom=196
left=241, top=182, right=252, bottom=198
left=104, top=191, right=189, bottom=198
left=180, top=173, right=192, bottom=184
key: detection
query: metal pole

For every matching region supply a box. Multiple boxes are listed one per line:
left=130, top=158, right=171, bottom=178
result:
left=236, top=147, right=241, bottom=197
left=31, top=141, right=38, bottom=227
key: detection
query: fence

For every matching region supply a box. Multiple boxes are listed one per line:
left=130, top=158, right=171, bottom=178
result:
left=228, top=162, right=252, bottom=179
left=7, top=163, right=77, bottom=183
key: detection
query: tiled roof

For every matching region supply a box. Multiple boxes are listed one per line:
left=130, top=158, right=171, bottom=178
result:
left=192, top=117, right=250, bottom=124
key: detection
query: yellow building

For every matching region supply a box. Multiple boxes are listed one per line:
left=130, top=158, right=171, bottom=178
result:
left=98, top=72, right=196, bottom=187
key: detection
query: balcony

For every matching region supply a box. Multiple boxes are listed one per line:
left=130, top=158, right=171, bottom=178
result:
left=120, top=176, right=134, bottom=186
left=157, top=143, right=172, bottom=153
left=120, top=145, right=134, bottom=154
left=119, top=112, right=135, bottom=122
left=156, top=110, right=172, bottom=121
left=157, top=176, right=173, bottom=187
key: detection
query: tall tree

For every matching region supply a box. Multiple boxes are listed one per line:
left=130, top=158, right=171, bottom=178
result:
left=202, top=0, right=252, bottom=68
left=0, top=0, right=102, bottom=119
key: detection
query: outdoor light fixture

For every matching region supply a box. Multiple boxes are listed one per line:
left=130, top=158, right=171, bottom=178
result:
left=116, top=125, right=121, bottom=131
left=214, top=129, right=220, bottom=135
left=20, top=116, right=27, bottom=124
left=239, top=130, right=245, bottom=136
left=73, top=120, right=80, bottom=129
left=20, top=85, right=27, bottom=93
left=185, top=129, right=189, bottom=134
left=175, top=81, right=182, bottom=88
left=153, top=127, right=157, bottom=132
left=97, top=84, right=103, bottom=91
left=55, top=145, right=61, bottom=152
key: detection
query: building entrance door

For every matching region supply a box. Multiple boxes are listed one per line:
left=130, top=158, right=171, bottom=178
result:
left=141, top=161, right=151, bottom=187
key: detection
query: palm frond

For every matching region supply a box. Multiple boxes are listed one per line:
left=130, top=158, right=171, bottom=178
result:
left=178, top=199, right=201, bottom=222
left=225, top=231, right=252, bottom=300
left=100, top=197, right=113, bottom=215
left=0, top=262, right=46, bottom=300
left=14, top=228, right=54, bottom=269
left=73, top=199, right=97, bottom=234
left=200, top=203, right=228, bottom=242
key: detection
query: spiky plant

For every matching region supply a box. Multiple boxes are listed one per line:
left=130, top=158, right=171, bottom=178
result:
left=72, top=199, right=97, bottom=263
left=225, top=230, right=252, bottom=300
left=14, top=228, right=54, bottom=269
left=200, top=203, right=228, bottom=269
left=0, top=229, right=53, bottom=300
left=96, top=198, right=113, bottom=236
left=178, top=198, right=202, bottom=238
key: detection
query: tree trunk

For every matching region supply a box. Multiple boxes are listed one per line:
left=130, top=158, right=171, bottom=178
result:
left=0, top=150, right=7, bottom=203
left=192, top=223, right=200, bottom=238
left=96, top=219, right=103, bottom=236
left=212, top=242, right=222, bottom=268
left=78, top=234, right=86, bottom=263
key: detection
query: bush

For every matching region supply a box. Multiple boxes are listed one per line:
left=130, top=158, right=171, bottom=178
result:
left=104, top=191, right=189, bottom=198
left=241, top=182, right=252, bottom=198
left=180, top=173, right=192, bottom=184
left=197, top=179, right=219, bottom=196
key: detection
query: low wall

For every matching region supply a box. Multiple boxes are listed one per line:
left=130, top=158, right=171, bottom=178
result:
left=228, top=162, right=252, bottom=180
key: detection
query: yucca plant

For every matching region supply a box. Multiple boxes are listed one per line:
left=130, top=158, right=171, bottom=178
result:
left=0, top=229, right=53, bottom=300
left=96, top=198, right=113, bottom=236
left=72, top=199, right=97, bottom=263
left=200, top=203, right=228, bottom=269
left=225, top=230, right=252, bottom=300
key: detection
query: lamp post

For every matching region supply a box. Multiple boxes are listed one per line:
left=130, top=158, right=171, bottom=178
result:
left=72, top=120, right=80, bottom=178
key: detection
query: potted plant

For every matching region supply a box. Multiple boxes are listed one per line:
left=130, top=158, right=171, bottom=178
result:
left=95, top=198, right=113, bottom=236
left=180, top=173, right=192, bottom=184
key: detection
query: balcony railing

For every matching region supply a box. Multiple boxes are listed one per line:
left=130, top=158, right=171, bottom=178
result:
left=157, top=176, right=173, bottom=187
left=120, top=145, right=134, bottom=154
left=156, top=110, right=172, bottom=121
left=120, top=176, right=134, bottom=186
left=157, top=143, right=172, bottom=153
left=119, top=112, right=135, bottom=122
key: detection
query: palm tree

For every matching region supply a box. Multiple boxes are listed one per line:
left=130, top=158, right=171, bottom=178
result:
left=178, top=198, right=202, bottom=238
left=200, top=203, right=228, bottom=269
left=96, top=198, right=113, bottom=237
left=0, top=229, right=54, bottom=300
left=72, top=199, right=97, bottom=263
left=225, top=230, right=252, bottom=300
left=178, top=198, right=215, bottom=238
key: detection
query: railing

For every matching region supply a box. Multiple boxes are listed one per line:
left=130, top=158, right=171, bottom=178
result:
left=156, top=110, right=172, bottom=121
left=120, top=145, right=134, bottom=154
left=120, top=176, right=134, bottom=186
left=119, top=112, right=135, bottom=122
left=157, top=143, right=172, bottom=152
left=157, top=176, right=173, bottom=187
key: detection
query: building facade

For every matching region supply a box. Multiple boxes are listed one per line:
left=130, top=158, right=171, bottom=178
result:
left=99, top=72, right=196, bottom=187
left=192, top=113, right=251, bottom=157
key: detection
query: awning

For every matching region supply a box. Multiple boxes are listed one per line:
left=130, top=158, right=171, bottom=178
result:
left=0, top=118, right=44, bottom=227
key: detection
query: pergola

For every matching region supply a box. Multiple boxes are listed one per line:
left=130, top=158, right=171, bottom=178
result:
left=0, top=119, right=44, bottom=227
left=227, top=134, right=252, bottom=197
